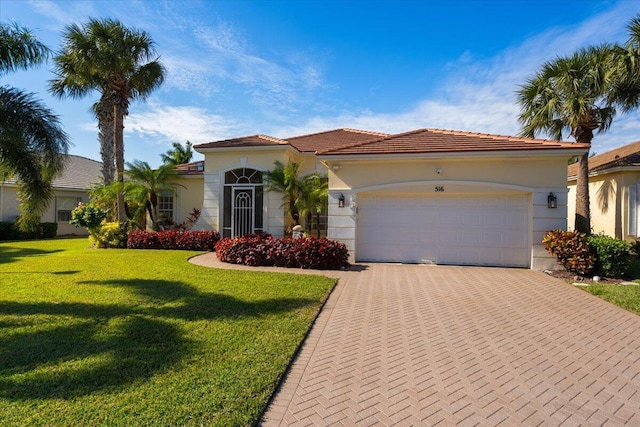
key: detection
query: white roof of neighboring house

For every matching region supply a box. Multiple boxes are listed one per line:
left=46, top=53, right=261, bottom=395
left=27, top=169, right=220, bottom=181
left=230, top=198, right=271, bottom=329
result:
left=3, top=154, right=102, bottom=191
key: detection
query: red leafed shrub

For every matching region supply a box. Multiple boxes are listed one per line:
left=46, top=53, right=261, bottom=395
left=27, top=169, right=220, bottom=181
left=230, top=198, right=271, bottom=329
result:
left=542, top=229, right=595, bottom=275
left=214, top=235, right=271, bottom=266
left=215, top=234, right=349, bottom=270
left=127, top=230, right=220, bottom=251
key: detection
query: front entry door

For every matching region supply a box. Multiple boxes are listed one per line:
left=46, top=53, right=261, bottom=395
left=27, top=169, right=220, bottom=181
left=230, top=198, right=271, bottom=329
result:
left=232, top=187, right=254, bottom=238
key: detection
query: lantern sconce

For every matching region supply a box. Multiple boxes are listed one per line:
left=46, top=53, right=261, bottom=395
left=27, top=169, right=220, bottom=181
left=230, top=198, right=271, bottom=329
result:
left=547, top=192, right=557, bottom=209
left=338, top=193, right=345, bottom=208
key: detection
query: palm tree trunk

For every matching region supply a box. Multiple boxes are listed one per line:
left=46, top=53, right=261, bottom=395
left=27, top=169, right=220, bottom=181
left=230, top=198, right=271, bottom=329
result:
left=97, top=96, right=116, bottom=184
left=114, top=103, right=127, bottom=223
left=575, top=151, right=591, bottom=234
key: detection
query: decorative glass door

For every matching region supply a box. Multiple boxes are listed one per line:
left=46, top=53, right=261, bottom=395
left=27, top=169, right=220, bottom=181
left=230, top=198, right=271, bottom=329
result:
left=232, top=188, right=254, bottom=238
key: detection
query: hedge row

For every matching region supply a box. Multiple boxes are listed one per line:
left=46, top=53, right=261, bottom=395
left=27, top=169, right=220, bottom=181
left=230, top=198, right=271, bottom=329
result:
left=543, top=229, right=631, bottom=277
left=215, top=235, right=349, bottom=270
left=127, top=230, right=221, bottom=251
left=0, top=222, right=58, bottom=241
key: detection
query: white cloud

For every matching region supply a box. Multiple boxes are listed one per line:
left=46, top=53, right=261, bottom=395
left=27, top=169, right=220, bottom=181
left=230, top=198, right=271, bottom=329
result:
left=271, top=1, right=640, bottom=153
left=28, top=0, right=95, bottom=27
left=122, top=103, right=244, bottom=144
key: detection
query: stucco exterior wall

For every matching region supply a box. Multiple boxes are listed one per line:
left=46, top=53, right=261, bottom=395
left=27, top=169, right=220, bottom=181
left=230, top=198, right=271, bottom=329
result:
left=1, top=184, right=90, bottom=236
left=175, top=177, right=204, bottom=225
left=324, top=155, right=572, bottom=270
left=196, top=148, right=294, bottom=236
left=568, top=171, right=640, bottom=240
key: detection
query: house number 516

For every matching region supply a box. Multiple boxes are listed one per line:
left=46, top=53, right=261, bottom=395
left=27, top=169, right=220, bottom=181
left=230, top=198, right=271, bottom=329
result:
left=435, top=186, right=445, bottom=192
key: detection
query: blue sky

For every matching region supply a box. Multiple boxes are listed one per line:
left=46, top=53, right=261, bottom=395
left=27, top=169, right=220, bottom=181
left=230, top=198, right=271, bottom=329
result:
left=3, top=0, right=640, bottom=167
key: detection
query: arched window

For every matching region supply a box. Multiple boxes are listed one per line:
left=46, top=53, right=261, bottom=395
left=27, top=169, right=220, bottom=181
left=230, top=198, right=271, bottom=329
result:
left=222, top=168, right=264, bottom=238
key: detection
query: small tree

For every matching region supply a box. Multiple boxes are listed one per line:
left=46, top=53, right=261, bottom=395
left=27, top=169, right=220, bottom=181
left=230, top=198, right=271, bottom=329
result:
left=297, top=174, right=328, bottom=238
left=161, top=141, right=193, bottom=166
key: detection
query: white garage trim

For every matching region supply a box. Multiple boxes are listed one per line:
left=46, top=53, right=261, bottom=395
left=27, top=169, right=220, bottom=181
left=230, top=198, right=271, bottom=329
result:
left=356, top=193, right=531, bottom=267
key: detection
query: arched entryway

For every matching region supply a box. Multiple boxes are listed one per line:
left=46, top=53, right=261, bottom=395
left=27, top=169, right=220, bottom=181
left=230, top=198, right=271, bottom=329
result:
left=222, top=168, right=264, bottom=238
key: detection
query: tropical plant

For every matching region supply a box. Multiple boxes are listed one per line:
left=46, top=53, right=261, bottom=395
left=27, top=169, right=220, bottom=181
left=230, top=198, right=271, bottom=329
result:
left=161, top=141, right=193, bottom=166
left=608, top=15, right=640, bottom=115
left=297, top=174, right=328, bottom=238
left=264, top=160, right=303, bottom=225
left=125, top=160, right=182, bottom=230
left=518, top=46, right=616, bottom=234
left=0, top=22, right=69, bottom=231
left=50, top=18, right=165, bottom=222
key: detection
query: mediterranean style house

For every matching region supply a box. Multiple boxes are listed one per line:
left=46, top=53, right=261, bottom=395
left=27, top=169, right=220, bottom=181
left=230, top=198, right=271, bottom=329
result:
left=567, top=141, right=640, bottom=241
left=0, top=154, right=102, bottom=236
left=185, top=128, right=587, bottom=270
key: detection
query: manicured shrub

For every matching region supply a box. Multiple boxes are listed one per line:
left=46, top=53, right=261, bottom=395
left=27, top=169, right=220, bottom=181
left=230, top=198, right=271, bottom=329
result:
left=587, top=234, right=631, bottom=278
left=543, top=229, right=595, bottom=275
left=126, top=230, right=221, bottom=251
left=70, top=203, right=108, bottom=230
left=215, top=234, right=349, bottom=270
left=0, top=222, right=58, bottom=241
left=89, top=221, right=128, bottom=248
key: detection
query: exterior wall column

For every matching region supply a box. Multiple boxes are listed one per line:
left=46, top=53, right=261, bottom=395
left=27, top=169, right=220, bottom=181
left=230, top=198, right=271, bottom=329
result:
left=327, top=190, right=357, bottom=263
left=531, top=189, right=568, bottom=270
left=194, top=172, right=220, bottom=231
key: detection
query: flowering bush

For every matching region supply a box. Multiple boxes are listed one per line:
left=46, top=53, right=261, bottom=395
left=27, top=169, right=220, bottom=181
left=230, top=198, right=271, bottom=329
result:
left=215, top=234, right=349, bottom=270
left=126, top=230, right=220, bottom=251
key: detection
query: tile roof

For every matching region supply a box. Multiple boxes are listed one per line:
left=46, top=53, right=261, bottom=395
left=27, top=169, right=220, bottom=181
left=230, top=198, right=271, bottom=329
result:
left=175, top=160, right=204, bottom=175
left=317, top=128, right=588, bottom=156
left=3, top=154, right=102, bottom=190
left=567, top=141, right=640, bottom=177
left=286, top=128, right=389, bottom=152
left=195, top=134, right=287, bottom=149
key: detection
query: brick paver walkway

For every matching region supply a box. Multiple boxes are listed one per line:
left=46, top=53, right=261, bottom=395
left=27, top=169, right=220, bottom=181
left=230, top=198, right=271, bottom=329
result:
left=190, top=255, right=640, bottom=426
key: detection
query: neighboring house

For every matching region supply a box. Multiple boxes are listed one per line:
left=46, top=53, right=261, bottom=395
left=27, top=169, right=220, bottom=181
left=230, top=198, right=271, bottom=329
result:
left=0, top=154, right=102, bottom=235
left=191, top=128, right=587, bottom=270
left=567, top=141, right=640, bottom=241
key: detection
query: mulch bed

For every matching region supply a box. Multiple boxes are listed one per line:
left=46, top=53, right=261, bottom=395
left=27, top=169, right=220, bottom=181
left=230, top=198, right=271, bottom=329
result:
left=545, top=269, right=630, bottom=285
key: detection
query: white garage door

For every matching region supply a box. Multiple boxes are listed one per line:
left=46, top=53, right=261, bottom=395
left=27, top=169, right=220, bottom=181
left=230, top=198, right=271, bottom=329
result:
left=356, top=194, right=530, bottom=267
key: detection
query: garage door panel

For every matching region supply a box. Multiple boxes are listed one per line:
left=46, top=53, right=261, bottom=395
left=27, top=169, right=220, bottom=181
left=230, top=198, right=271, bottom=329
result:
left=356, top=194, right=530, bottom=267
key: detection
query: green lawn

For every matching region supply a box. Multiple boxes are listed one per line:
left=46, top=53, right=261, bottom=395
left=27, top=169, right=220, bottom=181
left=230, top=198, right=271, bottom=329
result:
left=0, top=238, right=335, bottom=426
left=580, top=260, right=640, bottom=316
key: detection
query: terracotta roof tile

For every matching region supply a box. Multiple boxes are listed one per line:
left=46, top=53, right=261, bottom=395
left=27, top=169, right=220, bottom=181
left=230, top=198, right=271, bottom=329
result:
left=175, top=160, right=204, bottom=175
left=195, top=134, right=287, bottom=149
left=567, top=141, right=640, bottom=177
left=318, top=128, right=588, bottom=156
left=286, top=128, right=389, bottom=152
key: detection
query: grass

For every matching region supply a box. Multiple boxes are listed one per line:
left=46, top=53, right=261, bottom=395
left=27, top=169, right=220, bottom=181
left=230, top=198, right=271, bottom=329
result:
left=579, top=260, right=640, bottom=316
left=0, top=238, right=335, bottom=426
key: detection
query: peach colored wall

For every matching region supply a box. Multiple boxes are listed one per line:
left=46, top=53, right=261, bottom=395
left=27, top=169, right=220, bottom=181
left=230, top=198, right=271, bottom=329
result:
left=568, top=170, right=640, bottom=240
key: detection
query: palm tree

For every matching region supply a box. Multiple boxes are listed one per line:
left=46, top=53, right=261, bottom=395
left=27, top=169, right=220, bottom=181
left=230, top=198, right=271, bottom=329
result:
left=608, top=15, right=640, bottom=114
left=50, top=18, right=165, bottom=222
left=517, top=46, right=617, bottom=234
left=161, top=141, right=193, bottom=166
left=125, top=160, right=181, bottom=230
left=264, top=160, right=303, bottom=225
left=297, top=174, right=328, bottom=238
left=0, top=23, right=69, bottom=231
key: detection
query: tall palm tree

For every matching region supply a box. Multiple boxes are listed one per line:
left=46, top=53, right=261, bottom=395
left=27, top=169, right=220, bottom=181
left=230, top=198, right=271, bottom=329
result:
left=0, top=23, right=69, bottom=231
left=609, top=15, right=640, bottom=113
left=297, top=174, right=328, bottom=238
left=50, top=18, right=165, bottom=222
left=264, top=160, right=303, bottom=225
left=125, top=160, right=181, bottom=230
left=517, top=46, right=616, bottom=234
left=161, top=141, right=193, bottom=166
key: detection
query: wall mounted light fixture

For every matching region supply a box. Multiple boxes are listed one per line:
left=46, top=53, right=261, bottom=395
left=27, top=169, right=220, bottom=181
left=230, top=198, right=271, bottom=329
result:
left=338, top=193, right=345, bottom=208
left=547, top=192, right=557, bottom=209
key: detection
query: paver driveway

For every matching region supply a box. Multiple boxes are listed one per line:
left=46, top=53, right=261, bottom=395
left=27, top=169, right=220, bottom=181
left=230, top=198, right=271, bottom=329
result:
left=190, top=256, right=640, bottom=425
